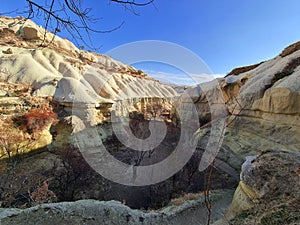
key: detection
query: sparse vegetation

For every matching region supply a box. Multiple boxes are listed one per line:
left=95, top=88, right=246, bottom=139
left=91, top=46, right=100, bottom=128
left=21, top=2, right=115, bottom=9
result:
left=280, top=40, right=300, bottom=57
left=0, top=81, right=58, bottom=162
left=273, top=70, right=294, bottom=81
left=30, top=181, right=57, bottom=206
left=20, top=108, right=58, bottom=134
left=232, top=200, right=300, bottom=225
left=283, top=56, right=300, bottom=72
left=0, top=123, right=26, bottom=160
left=226, top=62, right=263, bottom=76
left=170, top=192, right=203, bottom=206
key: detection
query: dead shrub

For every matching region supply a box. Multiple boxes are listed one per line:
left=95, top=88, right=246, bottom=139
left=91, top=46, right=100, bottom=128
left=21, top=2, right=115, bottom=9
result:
left=30, top=181, right=57, bottom=206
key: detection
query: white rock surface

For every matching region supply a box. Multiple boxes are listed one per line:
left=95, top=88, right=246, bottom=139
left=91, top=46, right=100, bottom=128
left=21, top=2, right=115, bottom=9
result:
left=189, top=45, right=300, bottom=126
left=0, top=16, right=177, bottom=109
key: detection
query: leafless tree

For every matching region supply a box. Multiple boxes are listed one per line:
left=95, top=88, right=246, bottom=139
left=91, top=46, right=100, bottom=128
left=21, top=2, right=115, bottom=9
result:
left=201, top=95, right=245, bottom=225
left=0, top=126, right=25, bottom=160
left=1, top=0, right=154, bottom=48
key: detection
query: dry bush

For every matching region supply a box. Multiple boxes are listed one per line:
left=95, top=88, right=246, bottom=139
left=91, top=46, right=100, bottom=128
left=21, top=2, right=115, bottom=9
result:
left=30, top=181, right=57, bottom=206
left=56, top=143, right=92, bottom=201
left=22, top=109, right=58, bottom=133
left=0, top=123, right=26, bottom=160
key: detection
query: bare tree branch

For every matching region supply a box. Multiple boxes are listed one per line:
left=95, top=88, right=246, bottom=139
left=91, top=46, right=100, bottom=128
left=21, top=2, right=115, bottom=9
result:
left=111, top=0, right=154, bottom=6
left=1, top=0, right=154, bottom=49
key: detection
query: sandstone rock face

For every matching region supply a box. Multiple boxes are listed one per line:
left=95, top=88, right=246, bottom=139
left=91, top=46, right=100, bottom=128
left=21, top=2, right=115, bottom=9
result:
left=1, top=15, right=300, bottom=224
left=0, top=16, right=78, bottom=52
left=219, top=151, right=300, bottom=225
left=0, top=16, right=177, bottom=116
left=188, top=43, right=300, bottom=224
left=226, top=54, right=300, bottom=126
left=0, top=44, right=176, bottom=103
left=0, top=16, right=178, bottom=127
left=190, top=45, right=300, bottom=127
left=190, top=43, right=300, bottom=178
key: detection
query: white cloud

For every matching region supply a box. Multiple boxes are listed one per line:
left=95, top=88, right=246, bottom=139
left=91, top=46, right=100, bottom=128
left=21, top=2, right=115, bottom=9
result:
left=144, top=70, right=224, bottom=86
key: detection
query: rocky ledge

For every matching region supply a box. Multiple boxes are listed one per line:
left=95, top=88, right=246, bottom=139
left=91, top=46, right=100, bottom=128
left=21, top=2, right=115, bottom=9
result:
left=215, top=150, right=300, bottom=225
left=0, top=190, right=234, bottom=225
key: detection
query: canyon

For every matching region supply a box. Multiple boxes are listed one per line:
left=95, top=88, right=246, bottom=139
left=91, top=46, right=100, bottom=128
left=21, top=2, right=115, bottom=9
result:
left=0, top=16, right=299, bottom=225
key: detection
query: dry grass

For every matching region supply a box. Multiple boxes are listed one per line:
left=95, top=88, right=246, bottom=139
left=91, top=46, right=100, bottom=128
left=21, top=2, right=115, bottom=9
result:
left=226, top=62, right=263, bottom=77
left=169, top=192, right=204, bottom=206
left=280, top=41, right=300, bottom=57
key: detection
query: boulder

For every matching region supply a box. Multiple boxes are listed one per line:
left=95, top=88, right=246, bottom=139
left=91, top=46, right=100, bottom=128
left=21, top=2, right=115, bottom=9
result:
left=215, top=150, right=300, bottom=224
left=22, top=26, right=41, bottom=40
left=3, top=48, right=13, bottom=54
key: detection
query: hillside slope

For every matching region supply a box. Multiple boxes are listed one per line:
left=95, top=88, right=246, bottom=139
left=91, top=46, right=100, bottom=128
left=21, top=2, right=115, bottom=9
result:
left=0, top=16, right=176, bottom=108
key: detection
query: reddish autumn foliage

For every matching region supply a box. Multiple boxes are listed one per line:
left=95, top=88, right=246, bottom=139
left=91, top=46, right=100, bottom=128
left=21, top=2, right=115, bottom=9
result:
left=23, top=109, right=58, bottom=133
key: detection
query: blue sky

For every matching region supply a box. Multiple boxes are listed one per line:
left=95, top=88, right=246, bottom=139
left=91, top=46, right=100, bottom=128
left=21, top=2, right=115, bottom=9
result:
left=1, top=1, right=300, bottom=85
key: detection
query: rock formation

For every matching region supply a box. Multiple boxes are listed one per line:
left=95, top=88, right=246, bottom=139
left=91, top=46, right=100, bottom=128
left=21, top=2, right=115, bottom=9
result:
left=0, top=16, right=300, bottom=225
left=0, top=190, right=234, bottom=225
left=0, top=16, right=177, bottom=125
left=215, top=150, right=300, bottom=225
left=190, top=41, right=300, bottom=224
